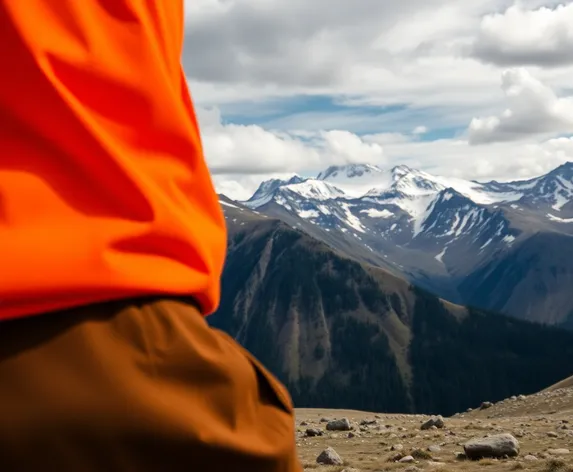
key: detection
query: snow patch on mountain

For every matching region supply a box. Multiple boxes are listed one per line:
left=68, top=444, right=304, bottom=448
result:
left=220, top=200, right=239, bottom=209
left=299, top=209, right=320, bottom=219
left=548, top=213, right=573, bottom=223
left=340, top=203, right=366, bottom=233
left=361, top=208, right=394, bottom=218
left=318, top=164, right=389, bottom=198
left=284, top=180, right=346, bottom=200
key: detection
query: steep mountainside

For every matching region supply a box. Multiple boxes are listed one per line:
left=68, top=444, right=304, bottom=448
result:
left=210, top=202, right=573, bottom=415
left=238, top=162, right=573, bottom=326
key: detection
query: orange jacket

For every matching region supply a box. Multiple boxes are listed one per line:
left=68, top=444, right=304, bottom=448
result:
left=0, top=1, right=227, bottom=321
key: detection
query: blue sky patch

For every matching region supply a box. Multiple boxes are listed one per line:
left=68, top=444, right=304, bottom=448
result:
left=218, top=94, right=466, bottom=139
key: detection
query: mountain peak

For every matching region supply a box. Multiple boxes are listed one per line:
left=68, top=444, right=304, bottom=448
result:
left=391, top=164, right=414, bottom=175
left=549, top=161, right=573, bottom=176
left=317, top=163, right=382, bottom=181
left=245, top=174, right=303, bottom=207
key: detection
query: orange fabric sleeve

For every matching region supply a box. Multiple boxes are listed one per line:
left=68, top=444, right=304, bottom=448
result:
left=0, top=0, right=227, bottom=320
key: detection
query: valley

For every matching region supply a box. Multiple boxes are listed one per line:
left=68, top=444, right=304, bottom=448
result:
left=210, top=194, right=573, bottom=415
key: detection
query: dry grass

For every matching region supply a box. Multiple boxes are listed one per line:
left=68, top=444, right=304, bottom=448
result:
left=543, top=459, right=573, bottom=472
left=296, top=407, right=573, bottom=472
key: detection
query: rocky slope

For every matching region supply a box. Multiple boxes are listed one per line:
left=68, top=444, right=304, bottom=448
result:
left=295, top=402, right=573, bottom=471
left=210, top=201, right=573, bottom=416
left=295, top=376, right=573, bottom=471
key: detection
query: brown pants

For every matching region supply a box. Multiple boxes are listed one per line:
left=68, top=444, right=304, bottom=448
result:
left=0, top=298, right=302, bottom=471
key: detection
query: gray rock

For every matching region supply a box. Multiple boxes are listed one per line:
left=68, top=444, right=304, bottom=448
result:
left=428, top=445, right=441, bottom=453
left=326, top=418, right=352, bottom=431
left=399, top=455, right=415, bottom=463
left=360, top=419, right=378, bottom=426
left=480, top=402, right=493, bottom=410
left=421, top=416, right=445, bottom=430
left=547, top=449, right=570, bottom=455
left=316, top=447, right=343, bottom=465
left=464, top=433, right=520, bottom=459
left=388, top=452, right=404, bottom=462
left=547, top=431, right=559, bottom=438
left=524, top=455, right=538, bottom=461
left=305, top=428, right=323, bottom=437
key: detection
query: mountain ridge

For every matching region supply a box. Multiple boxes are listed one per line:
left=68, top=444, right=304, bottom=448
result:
left=212, top=200, right=573, bottom=414
left=236, top=162, right=573, bottom=325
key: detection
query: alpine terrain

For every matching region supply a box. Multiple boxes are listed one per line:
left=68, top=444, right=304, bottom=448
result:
left=237, top=162, right=573, bottom=328
left=210, top=196, right=573, bottom=416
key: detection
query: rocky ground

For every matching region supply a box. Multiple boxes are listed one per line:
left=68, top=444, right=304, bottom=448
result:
left=295, top=384, right=573, bottom=472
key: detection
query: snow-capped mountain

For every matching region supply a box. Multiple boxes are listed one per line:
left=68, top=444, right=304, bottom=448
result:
left=244, top=163, right=526, bottom=239
left=234, top=162, right=573, bottom=326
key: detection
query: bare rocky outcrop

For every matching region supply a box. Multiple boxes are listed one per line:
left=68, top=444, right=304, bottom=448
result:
left=326, top=418, right=353, bottom=431
left=464, top=433, right=520, bottom=459
left=316, top=447, right=343, bottom=465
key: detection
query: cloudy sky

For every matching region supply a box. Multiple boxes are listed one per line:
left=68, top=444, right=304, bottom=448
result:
left=182, top=0, right=573, bottom=200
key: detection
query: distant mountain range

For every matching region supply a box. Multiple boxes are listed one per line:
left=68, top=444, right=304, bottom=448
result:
left=232, top=162, right=573, bottom=328
left=210, top=196, right=573, bottom=415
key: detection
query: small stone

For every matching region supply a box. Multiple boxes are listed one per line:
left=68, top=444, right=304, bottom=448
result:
left=428, top=461, right=447, bottom=467
left=480, top=402, right=493, bottom=410
left=547, top=431, right=559, bottom=438
left=360, top=419, right=378, bottom=426
left=428, top=445, right=441, bottom=453
left=388, top=453, right=404, bottom=462
left=305, top=428, right=323, bottom=437
left=316, top=447, right=343, bottom=466
left=348, top=432, right=357, bottom=438
left=421, top=416, right=445, bottom=430
left=524, top=455, right=538, bottom=461
left=547, top=449, right=570, bottom=455
left=326, top=418, right=352, bottom=431
left=391, top=444, right=404, bottom=451
left=399, top=455, right=415, bottom=463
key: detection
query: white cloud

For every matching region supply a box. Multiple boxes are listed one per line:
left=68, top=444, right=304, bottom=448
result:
left=368, top=134, right=573, bottom=182
left=471, top=3, right=573, bottom=67
left=199, top=103, right=573, bottom=199
left=183, top=1, right=573, bottom=200
left=211, top=133, right=573, bottom=200
left=184, top=0, right=573, bottom=117
left=468, top=68, right=573, bottom=144
left=198, top=107, right=386, bottom=176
